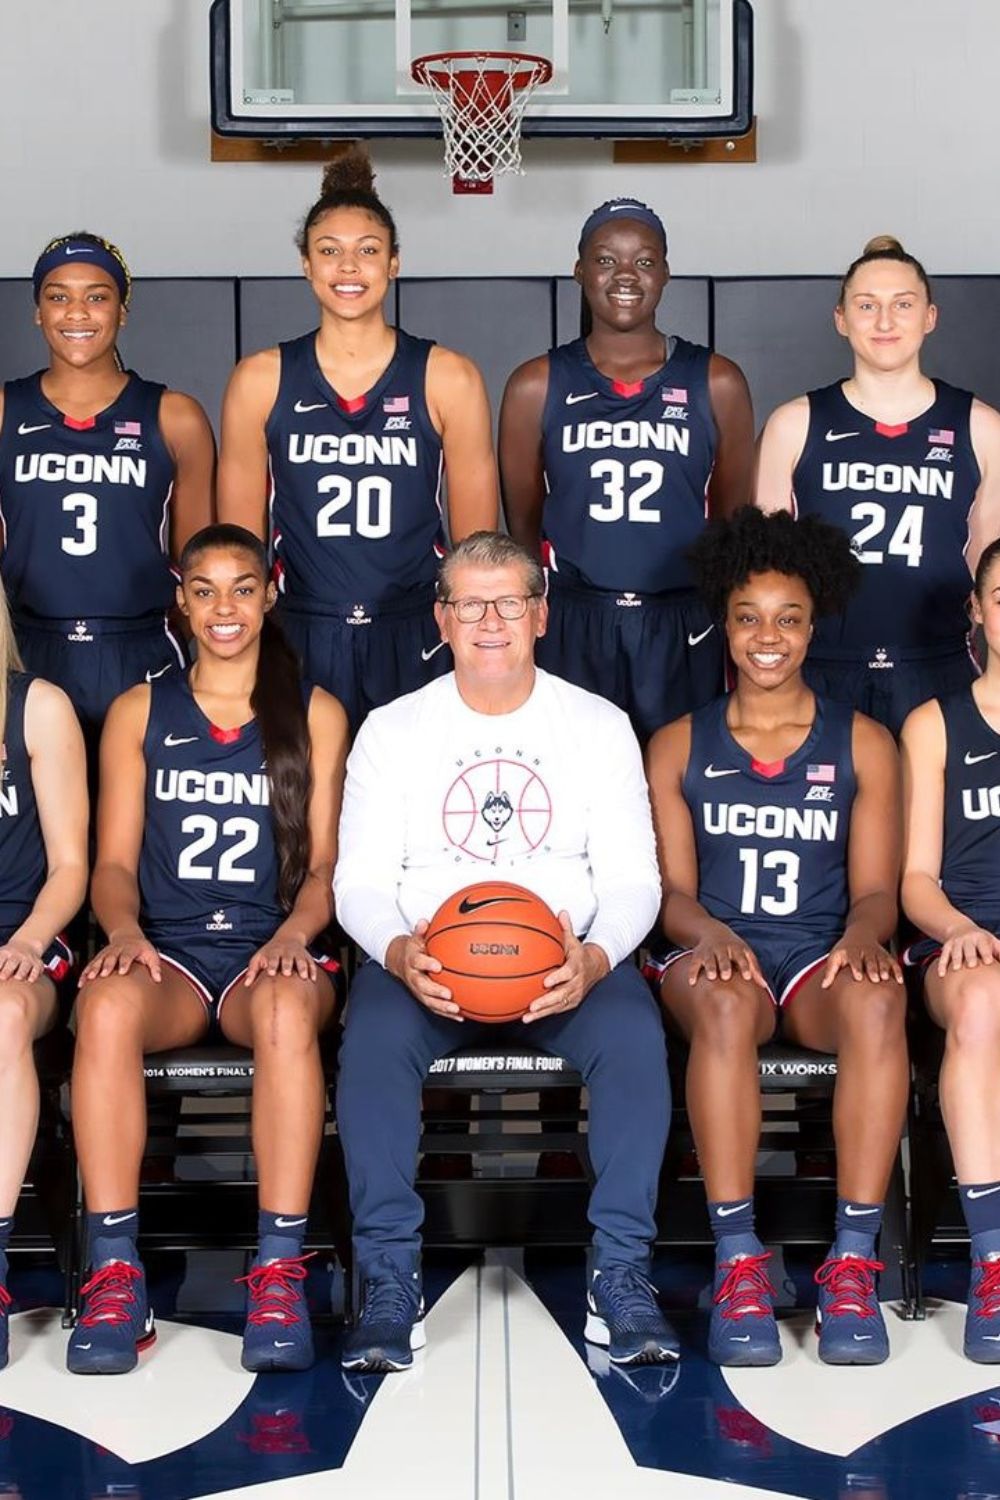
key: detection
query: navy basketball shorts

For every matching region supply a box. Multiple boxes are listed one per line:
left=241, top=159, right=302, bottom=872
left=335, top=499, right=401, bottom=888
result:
left=14, top=612, right=185, bottom=747
left=0, top=928, right=74, bottom=986
left=645, top=931, right=834, bottom=1008
left=804, top=642, right=978, bottom=739
left=279, top=584, right=451, bottom=734
left=144, top=918, right=340, bottom=1024
left=537, top=577, right=723, bottom=743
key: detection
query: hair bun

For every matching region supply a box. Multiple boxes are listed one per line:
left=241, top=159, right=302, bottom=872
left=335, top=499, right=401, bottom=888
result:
left=862, top=234, right=905, bottom=257
left=320, top=147, right=376, bottom=198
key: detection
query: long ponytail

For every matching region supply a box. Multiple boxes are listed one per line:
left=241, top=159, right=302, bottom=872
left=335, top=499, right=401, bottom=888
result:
left=179, top=524, right=311, bottom=911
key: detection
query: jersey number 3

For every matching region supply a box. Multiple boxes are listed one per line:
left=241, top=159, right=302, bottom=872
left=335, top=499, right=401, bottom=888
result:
left=62, top=492, right=98, bottom=556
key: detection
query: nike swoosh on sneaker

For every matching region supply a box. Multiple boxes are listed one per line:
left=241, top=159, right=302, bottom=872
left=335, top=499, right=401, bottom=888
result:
left=164, top=734, right=198, bottom=747
left=965, top=751, right=998, bottom=766
left=294, top=400, right=326, bottom=413
left=853, top=1334, right=874, bottom=1341
left=274, top=1341, right=296, bottom=1348
left=730, top=1335, right=751, bottom=1342
left=715, top=1201, right=752, bottom=1217
left=843, top=1205, right=880, bottom=1216
left=421, top=641, right=447, bottom=661
left=102, top=1212, right=137, bottom=1226
left=458, top=894, right=528, bottom=915
left=967, top=1185, right=1000, bottom=1199
left=565, top=392, right=599, bottom=405
left=18, top=422, right=50, bottom=435
left=705, top=765, right=739, bottom=779
left=687, top=625, right=715, bottom=646
left=825, top=429, right=860, bottom=442
left=74, top=1342, right=93, bottom=1349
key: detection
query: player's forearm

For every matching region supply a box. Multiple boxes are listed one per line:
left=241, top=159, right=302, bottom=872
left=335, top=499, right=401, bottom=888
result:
left=661, top=891, right=737, bottom=950
left=12, top=862, right=88, bottom=952
left=273, top=869, right=334, bottom=946
left=841, top=890, right=897, bottom=946
left=902, top=871, right=975, bottom=943
left=91, top=864, right=144, bottom=941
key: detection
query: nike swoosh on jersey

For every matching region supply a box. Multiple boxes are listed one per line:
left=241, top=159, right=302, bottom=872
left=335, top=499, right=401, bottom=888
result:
left=965, top=750, right=998, bottom=765
left=565, top=392, right=599, bottom=405
left=421, top=641, right=447, bottom=661
left=164, top=734, right=198, bottom=747
left=825, top=429, right=861, bottom=442
left=458, top=895, right=528, bottom=915
left=704, top=765, right=739, bottom=778
left=967, top=1185, right=1000, bottom=1199
left=17, top=422, right=50, bottom=435
left=145, top=664, right=172, bottom=682
left=687, top=625, right=715, bottom=646
left=294, top=400, right=326, bottom=413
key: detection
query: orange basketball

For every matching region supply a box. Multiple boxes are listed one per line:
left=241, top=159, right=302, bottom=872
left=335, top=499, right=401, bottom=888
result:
left=424, top=881, right=566, bottom=1022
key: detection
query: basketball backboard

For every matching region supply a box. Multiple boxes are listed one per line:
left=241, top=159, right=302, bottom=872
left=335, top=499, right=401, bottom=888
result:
left=210, top=0, right=753, bottom=140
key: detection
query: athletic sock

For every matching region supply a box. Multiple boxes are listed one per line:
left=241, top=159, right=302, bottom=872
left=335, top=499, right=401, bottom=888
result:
left=960, top=1181, right=1000, bottom=1240
left=86, top=1207, right=140, bottom=1268
left=257, top=1208, right=308, bottom=1265
left=832, top=1197, right=883, bottom=1258
left=708, top=1196, right=758, bottom=1257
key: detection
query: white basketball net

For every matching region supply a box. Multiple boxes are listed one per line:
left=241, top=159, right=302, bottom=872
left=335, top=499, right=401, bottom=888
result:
left=411, top=52, right=553, bottom=189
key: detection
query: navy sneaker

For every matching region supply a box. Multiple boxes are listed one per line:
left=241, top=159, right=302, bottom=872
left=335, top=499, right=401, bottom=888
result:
left=584, top=1264, right=680, bottom=1365
left=238, top=1253, right=315, bottom=1372
left=341, top=1255, right=425, bottom=1373
left=708, top=1251, right=781, bottom=1367
left=67, top=1260, right=155, bottom=1374
left=814, top=1252, right=888, bottom=1364
left=964, top=1253, right=1000, bottom=1361
left=0, top=1278, right=10, bottom=1371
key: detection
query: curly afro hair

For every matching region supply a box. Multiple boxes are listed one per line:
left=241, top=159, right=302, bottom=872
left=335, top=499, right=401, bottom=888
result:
left=689, top=506, right=861, bottom=621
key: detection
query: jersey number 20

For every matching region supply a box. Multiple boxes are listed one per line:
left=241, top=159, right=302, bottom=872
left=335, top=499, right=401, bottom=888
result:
left=316, top=475, right=392, bottom=539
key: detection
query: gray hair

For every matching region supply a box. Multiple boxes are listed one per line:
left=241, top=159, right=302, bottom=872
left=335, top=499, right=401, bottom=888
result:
left=437, top=530, right=544, bottom=600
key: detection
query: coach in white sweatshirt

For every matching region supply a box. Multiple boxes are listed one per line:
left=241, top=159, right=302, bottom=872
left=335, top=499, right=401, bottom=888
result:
left=335, top=531, right=674, bottom=1375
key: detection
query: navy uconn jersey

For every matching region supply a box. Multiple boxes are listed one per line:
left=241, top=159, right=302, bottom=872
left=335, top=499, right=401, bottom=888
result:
left=0, top=373, right=176, bottom=619
left=937, top=689, right=1000, bottom=931
left=266, top=330, right=444, bottom=608
left=793, top=381, right=980, bottom=653
left=0, top=674, right=46, bottom=932
left=139, top=671, right=283, bottom=936
left=541, top=336, right=715, bottom=593
left=684, top=696, right=856, bottom=945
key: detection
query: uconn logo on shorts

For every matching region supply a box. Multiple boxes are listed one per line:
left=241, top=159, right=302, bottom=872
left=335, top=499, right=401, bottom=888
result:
left=206, top=908, right=233, bottom=932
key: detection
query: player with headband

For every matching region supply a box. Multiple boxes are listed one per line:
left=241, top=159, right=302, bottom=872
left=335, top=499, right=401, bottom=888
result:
left=0, top=232, right=215, bottom=758
left=499, top=197, right=754, bottom=741
left=756, top=234, right=1000, bottom=735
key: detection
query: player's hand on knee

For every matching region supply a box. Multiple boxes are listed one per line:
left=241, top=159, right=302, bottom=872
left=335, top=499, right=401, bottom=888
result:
left=688, top=925, right=765, bottom=988
left=937, top=925, right=1000, bottom=975
left=386, top=920, right=461, bottom=1018
left=821, top=929, right=902, bottom=988
left=244, top=938, right=317, bottom=985
left=81, top=930, right=162, bottom=985
left=0, top=937, right=44, bottom=984
left=524, top=914, right=607, bottom=1022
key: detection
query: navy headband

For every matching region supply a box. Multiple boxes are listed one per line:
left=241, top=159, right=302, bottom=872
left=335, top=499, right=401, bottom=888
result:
left=577, top=199, right=668, bottom=256
left=32, top=237, right=131, bottom=306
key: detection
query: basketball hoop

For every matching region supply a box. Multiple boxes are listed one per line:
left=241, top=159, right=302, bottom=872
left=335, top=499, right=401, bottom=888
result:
left=410, top=51, right=552, bottom=195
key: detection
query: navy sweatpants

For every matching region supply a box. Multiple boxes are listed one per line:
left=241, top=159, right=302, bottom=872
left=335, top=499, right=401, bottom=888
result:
left=336, top=959, right=671, bottom=1275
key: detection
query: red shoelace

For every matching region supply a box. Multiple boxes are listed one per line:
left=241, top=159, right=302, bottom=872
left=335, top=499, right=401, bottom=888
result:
left=972, top=1258, right=1000, bottom=1320
left=714, top=1251, right=776, bottom=1321
left=238, top=1253, right=314, bottom=1327
left=0, top=1284, right=10, bottom=1317
left=814, top=1255, right=884, bottom=1317
left=77, top=1262, right=143, bottom=1327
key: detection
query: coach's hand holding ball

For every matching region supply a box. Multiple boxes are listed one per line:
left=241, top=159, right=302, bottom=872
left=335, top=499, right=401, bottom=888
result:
left=523, top=912, right=611, bottom=1023
left=385, top=920, right=462, bottom=1019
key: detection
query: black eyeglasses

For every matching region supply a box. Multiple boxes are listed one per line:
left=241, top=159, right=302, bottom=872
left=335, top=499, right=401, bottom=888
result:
left=441, top=594, right=541, bottom=623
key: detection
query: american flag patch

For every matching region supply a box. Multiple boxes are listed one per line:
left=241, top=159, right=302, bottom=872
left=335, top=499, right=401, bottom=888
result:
left=929, top=427, right=954, bottom=445
left=807, top=763, right=836, bottom=783
left=115, top=420, right=141, bottom=436
left=662, top=387, right=688, bottom=403
left=383, top=396, right=409, bottom=414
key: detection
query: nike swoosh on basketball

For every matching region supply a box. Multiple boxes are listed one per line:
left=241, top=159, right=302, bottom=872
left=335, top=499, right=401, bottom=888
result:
left=843, top=1205, right=879, bottom=1216
left=274, top=1216, right=307, bottom=1228
left=17, top=422, right=49, bottom=435
left=715, top=1202, right=751, bottom=1217
left=967, top=1185, right=1000, bottom=1199
left=705, top=765, right=739, bottom=779
left=965, top=750, right=998, bottom=766
left=458, top=895, right=527, bottom=915
left=421, top=641, right=447, bottom=661
left=164, top=734, right=197, bottom=747
left=688, top=625, right=715, bottom=646
left=825, top=429, right=860, bottom=442
left=102, top=1212, right=137, bottom=1226
left=294, top=400, right=326, bottom=413
left=565, top=392, right=599, bottom=405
